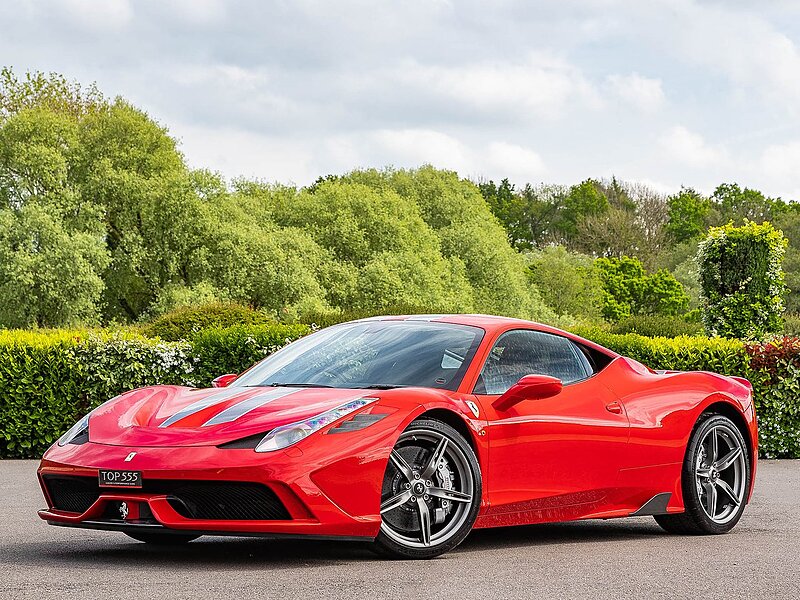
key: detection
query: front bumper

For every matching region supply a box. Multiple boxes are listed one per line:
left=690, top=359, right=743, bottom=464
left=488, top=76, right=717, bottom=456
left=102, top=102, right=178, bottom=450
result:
left=38, top=426, right=398, bottom=540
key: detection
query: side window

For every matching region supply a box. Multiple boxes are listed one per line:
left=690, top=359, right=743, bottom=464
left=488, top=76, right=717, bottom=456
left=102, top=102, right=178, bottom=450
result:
left=474, top=330, right=591, bottom=395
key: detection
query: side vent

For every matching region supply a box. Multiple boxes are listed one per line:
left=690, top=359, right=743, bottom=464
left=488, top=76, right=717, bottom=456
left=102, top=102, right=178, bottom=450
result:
left=328, top=412, right=387, bottom=434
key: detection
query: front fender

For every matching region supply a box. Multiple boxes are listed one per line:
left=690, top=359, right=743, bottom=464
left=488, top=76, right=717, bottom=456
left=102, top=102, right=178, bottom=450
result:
left=308, top=389, right=490, bottom=522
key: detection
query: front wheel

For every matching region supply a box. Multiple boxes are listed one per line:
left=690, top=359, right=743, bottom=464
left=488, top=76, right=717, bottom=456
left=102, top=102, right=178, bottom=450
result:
left=373, top=418, right=481, bottom=559
left=655, top=414, right=750, bottom=535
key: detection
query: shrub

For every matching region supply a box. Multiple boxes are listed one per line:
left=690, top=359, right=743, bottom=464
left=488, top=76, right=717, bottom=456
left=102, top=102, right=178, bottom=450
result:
left=571, top=327, right=748, bottom=375
left=0, top=324, right=307, bottom=457
left=139, top=302, right=275, bottom=341
left=190, top=323, right=309, bottom=385
left=595, top=256, right=690, bottom=321
left=2, top=324, right=799, bottom=459
left=745, top=337, right=800, bottom=457
left=610, top=315, right=704, bottom=338
left=0, top=329, right=195, bottom=458
left=697, top=221, right=787, bottom=339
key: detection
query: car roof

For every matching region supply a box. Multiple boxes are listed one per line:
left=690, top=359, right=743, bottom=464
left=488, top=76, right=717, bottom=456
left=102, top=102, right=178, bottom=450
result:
left=353, top=314, right=619, bottom=358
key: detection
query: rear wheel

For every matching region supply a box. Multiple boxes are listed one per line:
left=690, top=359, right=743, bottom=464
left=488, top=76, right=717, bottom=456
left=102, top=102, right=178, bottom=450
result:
left=124, top=532, right=200, bottom=545
left=655, top=414, right=750, bottom=535
left=373, top=418, right=481, bottom=559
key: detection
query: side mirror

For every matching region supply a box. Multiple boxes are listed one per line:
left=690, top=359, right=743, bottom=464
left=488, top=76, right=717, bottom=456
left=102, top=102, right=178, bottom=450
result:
left=211, top=373, right=238, bottom=388
left=492, top=374, right=562, bottom=411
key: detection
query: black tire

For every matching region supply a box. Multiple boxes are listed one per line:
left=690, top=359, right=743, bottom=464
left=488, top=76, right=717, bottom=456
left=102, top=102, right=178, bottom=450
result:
left=373, top=418, right=481, bottom=559
left=124, top=532, right=200, bottom=545
left=655, top=414, right=750, bottom=535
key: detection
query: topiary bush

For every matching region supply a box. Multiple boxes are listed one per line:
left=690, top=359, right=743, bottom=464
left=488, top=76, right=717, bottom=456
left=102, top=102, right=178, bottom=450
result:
left=697, top=221, right=787, bottom=339
left=139, top=302, right=275, bottom=341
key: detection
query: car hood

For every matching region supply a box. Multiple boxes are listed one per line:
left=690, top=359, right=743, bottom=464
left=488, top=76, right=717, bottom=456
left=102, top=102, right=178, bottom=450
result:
left=88, top=385, right=376, bottom=447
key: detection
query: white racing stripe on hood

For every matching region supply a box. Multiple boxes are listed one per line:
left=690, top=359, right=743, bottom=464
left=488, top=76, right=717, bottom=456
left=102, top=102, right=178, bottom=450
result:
left=158, top=387, right=254, bottom=428
left=201, top=387, right=300, bottom=427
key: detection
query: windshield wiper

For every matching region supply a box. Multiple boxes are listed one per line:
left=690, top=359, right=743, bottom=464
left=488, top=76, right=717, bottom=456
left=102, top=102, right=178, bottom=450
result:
left=269, top=382, right=336, bottom=388
left=358, top=384, right=406, bottom=390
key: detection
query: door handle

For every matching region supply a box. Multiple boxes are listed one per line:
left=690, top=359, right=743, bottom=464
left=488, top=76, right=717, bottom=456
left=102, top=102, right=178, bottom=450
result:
left=605, top=401, right=624, bottom=414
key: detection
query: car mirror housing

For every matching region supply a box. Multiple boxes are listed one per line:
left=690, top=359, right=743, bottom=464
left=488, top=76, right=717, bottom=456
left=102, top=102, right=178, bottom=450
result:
left=211, top=373, right=239, bottom=388
left=492, top=374, right=563, bottom=411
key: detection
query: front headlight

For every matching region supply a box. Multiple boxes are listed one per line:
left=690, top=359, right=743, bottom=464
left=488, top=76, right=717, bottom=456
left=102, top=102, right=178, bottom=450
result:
left=57, top=413, right=90, bottom=446
left=255, top=397, right=377, bottom=453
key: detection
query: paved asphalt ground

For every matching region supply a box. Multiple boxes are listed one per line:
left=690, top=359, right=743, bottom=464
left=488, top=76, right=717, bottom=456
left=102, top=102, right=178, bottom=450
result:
left=1, top=460, right=798, bottom=600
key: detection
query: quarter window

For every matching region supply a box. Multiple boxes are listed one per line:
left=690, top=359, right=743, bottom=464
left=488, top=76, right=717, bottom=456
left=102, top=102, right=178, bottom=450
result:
left=474, top=330, right=592, bottom=395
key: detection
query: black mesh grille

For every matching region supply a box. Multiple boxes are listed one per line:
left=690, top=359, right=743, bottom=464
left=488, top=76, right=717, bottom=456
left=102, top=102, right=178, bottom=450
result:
left=149, top=481, right=291, bottom=521
left=42, top=475, right=290, bottom=521
left=43, top=475, right=100, bottom=514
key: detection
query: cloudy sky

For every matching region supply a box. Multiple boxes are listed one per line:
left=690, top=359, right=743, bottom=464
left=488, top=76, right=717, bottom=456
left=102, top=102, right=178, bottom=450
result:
left=3, top=0, right=800, bottom=197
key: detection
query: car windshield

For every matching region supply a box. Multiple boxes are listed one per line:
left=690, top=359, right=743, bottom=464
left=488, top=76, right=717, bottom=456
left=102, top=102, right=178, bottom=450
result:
left=232, top=320, right=484, bottom=391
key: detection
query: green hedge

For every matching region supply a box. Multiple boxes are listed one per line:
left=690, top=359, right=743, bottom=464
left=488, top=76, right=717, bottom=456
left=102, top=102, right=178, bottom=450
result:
left=0, top=325, right=308, bottom=458
left=191, top=323, right=310, bottom=384
left=1, top=324, right=798, bottom=458
left=571, top=327, right=748, bottom=375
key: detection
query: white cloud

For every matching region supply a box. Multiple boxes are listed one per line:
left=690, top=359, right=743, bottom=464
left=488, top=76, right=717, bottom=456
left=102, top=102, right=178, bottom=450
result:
left=485, top=142, right=546, bottom=181
left=4, top=0, right=800, bottom=198
left=174, top=123, right=315, bottom=184
left=605, top=73, right=665, bottom=113
left=638, top=0, right=800, bottom=112
left=370, top=129, right=470, bottom=171
left=54, top=0, right=133, bottom=31
left=659, top=126, right=725, bottom=168
left=760, top=141, right=800, bottom=177
left=158, top=0, right=227, bottom=25
left=396, top=54, right=599, bottom=121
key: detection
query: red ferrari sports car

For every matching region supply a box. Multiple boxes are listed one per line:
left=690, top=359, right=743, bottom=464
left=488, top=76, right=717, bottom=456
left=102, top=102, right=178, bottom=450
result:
left=38, top=314, right=757, bottom=559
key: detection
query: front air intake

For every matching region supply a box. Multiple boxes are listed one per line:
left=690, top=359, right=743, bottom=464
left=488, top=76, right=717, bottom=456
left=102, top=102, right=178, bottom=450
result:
left=42, top=475, right=291, bottom=521
left=42, top=475, right=100, bottom=514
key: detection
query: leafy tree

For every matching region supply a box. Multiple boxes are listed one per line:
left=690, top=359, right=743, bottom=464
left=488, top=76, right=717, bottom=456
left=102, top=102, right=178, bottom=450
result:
left=597, top=176, right=636, bottom=211
left=697, top=221, right=787, bottom=339
left=0, top=67, right=103, bottom=119
left=0, top=204, right=108, bottom=327
left=344, top=166, right=555, bottom=321
left=526, top=246, right=602, bottom=318
left=595, top=256, right=689, bottom=322
left=478, top=178, right=532, bottom=250
left=558, top=179, right=609, bottom=237
left=712, top=183, right=785, bottom=225
left=575, top=207, right=645, bottom=259
left=666, top=188, right=712, bottom=243
left=770, top=211, right=800, bottom=312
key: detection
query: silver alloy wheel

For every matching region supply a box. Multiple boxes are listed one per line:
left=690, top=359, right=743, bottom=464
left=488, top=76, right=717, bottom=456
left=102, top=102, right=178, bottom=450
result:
left=695, top=424, right=747, bottom=524
left=380, top=428, right=474, bottom=548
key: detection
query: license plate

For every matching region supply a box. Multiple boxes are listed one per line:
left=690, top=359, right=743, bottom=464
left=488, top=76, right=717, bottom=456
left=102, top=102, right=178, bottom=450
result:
left=98, top=469, right=142, bottom=488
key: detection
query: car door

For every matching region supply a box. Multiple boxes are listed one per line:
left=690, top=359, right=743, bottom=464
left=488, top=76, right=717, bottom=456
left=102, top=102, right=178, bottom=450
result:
left=473, top=329, right=629, bottom=520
